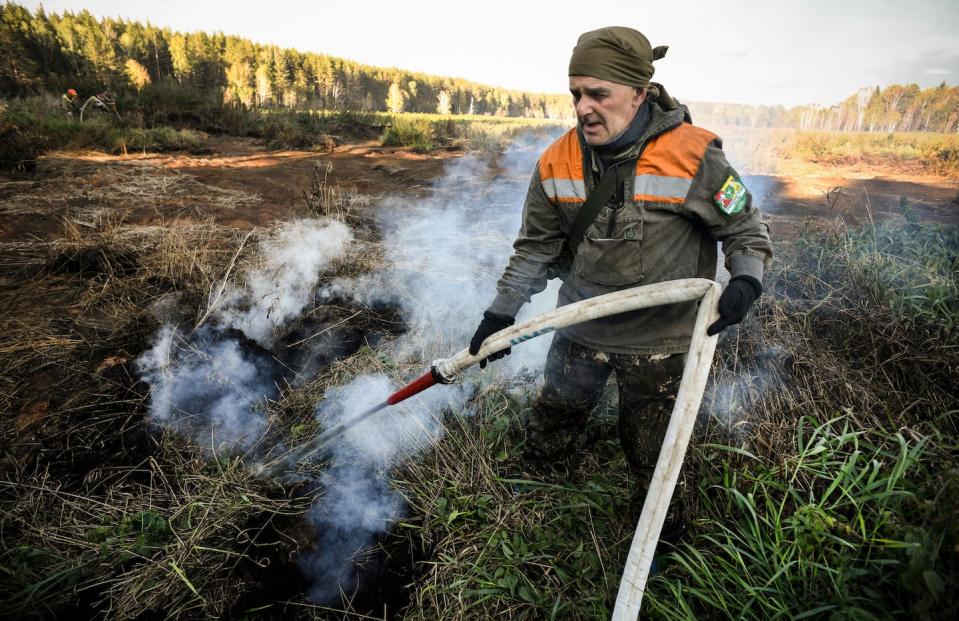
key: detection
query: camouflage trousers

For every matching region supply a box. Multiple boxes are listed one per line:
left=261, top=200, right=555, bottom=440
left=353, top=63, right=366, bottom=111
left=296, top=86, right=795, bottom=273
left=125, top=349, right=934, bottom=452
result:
left=524, top=334, right=685, bottom=489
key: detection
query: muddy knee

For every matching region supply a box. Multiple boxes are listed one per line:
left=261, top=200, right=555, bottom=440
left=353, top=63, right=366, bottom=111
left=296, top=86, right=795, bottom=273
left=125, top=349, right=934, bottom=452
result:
left=523, top=394, right=593, bottom=462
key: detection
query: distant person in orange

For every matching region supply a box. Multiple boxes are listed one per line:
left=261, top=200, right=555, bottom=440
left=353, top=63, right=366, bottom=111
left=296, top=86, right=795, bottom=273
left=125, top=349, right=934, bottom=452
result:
left=61, top=88, right=80, bottom=117
left=468, top=26, right=773, bottom=539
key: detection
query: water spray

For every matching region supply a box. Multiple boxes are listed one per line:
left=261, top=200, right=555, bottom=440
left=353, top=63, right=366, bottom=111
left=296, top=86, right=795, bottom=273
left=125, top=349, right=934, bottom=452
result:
left=257, top=278, right=722, bottom=619
left=255, top=369, right=446, bottom=477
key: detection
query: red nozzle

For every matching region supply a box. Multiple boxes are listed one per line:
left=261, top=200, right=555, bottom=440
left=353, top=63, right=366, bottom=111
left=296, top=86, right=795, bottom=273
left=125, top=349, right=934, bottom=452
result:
left=386, top=369, right=439, bottom=405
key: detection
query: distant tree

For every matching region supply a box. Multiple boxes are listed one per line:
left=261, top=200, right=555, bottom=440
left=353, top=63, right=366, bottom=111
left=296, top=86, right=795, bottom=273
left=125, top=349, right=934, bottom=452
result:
left=169, top=33, right=190, bottom=85
left=436, top=89, right=451, bottom=115
left=124, top=58, right=150, bottom=90
left=386, top=81, right=407, bottom=113
left=224, top=36, right=255, bottom=105
left=406, top=80, right=418, bottom=111
left=9, top=2, right=956, bottom=130
left=255, top=63, right=273, bottom=106
left=0, top=3, right=41, bottom=93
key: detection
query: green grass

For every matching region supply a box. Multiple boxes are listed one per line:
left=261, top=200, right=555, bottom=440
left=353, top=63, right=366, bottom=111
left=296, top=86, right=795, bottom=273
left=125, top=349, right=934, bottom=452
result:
left=397, top=217, right=959, bottom=620
left=711, top=126, right=959, bottom=177
left=381, top=116, right=437, bottom=152
left=836, top=218, right=958, bottom=334
left=789, top=131, right=959, bottom=175
left=0, top=95, right=205, bottom=169
left=646, top=417, right=953, bottom=620
left=377, top=112, right=568, bottom=152
left=397, top=386, right=633, bottom=619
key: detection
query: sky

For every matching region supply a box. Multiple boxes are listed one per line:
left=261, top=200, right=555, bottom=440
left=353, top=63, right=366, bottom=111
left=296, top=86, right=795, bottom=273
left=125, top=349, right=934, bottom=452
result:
left=22, top=0, right=959, bottom=107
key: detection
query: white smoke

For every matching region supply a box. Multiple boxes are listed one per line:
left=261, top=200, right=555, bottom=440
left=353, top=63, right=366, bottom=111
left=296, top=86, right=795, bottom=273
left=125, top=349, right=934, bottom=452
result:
left=320, top=130, right=565, bottom=370
left=136, top=324, right=277, bottom=450
left=704, top=343, right=786, bottom=441
left=303, top=130, right=566, bottom=600
left=300, top=373, right=470, bottom=601
left=137, top=218, right=353, bottom=451
left=218, top=219, right=353, bottom=347
left=136, top=131, right=569, bottom=603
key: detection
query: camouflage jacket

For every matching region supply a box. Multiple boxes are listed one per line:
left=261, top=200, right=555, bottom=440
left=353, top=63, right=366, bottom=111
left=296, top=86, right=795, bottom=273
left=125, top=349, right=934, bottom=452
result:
left=487, top=102, right=773, bottom=355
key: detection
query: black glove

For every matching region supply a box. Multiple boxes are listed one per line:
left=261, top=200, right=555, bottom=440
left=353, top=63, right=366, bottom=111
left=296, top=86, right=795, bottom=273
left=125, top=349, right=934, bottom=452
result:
left=707, top=275, right=762, bottom=336
left=469, top=311, right=515, bottom=368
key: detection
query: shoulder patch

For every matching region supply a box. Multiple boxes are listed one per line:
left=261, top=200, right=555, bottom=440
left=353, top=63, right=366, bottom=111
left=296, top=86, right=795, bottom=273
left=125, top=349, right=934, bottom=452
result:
left=713, top=175, right=747, bottom=215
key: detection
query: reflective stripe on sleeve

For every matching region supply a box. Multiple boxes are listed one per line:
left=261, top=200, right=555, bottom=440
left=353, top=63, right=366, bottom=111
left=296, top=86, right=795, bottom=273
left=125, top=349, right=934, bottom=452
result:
left=632, top=174, right=692, bottom=202
left=541, top=177, right=586, bottom=203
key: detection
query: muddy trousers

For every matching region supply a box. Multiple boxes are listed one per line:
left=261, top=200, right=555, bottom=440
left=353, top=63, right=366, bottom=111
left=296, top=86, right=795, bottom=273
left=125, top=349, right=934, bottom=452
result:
left=524, top=334, right=686, bottom=503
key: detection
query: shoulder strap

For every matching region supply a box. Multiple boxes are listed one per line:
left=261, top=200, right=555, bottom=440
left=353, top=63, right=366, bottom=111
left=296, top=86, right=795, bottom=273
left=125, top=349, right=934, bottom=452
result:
left=567, top=158, right=636, bottom=254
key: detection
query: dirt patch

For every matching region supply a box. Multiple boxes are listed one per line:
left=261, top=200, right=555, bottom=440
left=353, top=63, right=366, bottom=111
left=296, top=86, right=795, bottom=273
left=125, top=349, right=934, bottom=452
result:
left=745, top=173, right=959, bottom=239
left=0, top=138, right=462, bottom=242
left=3, top=140, right=954, bottom=247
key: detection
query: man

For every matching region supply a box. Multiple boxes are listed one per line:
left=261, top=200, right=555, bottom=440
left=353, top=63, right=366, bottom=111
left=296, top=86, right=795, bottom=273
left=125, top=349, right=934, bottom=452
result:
left=61, top=88, right=79, bottom=117
left=469, top=27, right=772, bottom=534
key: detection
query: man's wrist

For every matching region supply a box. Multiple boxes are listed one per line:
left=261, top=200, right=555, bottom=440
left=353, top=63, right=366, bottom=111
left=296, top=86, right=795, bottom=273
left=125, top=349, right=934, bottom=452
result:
left=483, top=310, right=515, bottom=325
left=730, top=274, right=763, bottom=297
left=487, top=291, right=526, bottom=318
left=729, top=253, right=764, bottom=283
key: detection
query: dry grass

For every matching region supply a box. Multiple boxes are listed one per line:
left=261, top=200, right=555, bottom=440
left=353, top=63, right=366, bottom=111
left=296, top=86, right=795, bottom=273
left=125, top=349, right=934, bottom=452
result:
left=0, top=208, right=321, bottom=619
left=304, top=161, right=370, bottom=223
left=714, top=126, right=959, bottom=178
left=0, top=157, right=261, bottom=224
left=1, top=444, right=310, bottom=618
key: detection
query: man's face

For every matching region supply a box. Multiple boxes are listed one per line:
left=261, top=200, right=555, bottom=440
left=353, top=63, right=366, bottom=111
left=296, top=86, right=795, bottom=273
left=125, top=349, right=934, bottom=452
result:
left=569, top=76, right=647, bottom=146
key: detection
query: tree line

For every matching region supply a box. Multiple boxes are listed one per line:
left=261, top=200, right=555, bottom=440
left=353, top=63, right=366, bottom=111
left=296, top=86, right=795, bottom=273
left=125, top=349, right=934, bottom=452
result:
left=0, top=2, right=571, bottom=118
left=690, top=84, right=958, bottom=134
left=1, top=2, right=956, bottom=132
left=791, top=84, right=959, bottom=133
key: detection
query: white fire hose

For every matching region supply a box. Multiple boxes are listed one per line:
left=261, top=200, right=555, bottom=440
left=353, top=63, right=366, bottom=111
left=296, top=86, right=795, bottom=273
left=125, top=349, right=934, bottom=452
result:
left=435, top=277, right=721, bottom=619
left=263, top=277, right=721, bottom=617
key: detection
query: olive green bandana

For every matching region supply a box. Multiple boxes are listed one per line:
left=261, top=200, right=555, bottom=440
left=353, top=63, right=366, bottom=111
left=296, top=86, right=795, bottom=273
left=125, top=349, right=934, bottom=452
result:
left=568, top=26, right=670, bottom=102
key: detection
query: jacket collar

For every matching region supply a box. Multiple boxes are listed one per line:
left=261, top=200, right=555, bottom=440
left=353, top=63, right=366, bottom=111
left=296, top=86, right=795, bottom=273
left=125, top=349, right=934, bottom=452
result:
left=577, top=101, right=686, bottom=174
left=593, top=101, right=651, bottom=158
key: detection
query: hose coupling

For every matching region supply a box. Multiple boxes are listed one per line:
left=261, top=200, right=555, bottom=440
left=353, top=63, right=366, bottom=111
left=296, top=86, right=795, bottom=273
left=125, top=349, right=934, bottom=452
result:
left=431, top=359, right=458, bottom=384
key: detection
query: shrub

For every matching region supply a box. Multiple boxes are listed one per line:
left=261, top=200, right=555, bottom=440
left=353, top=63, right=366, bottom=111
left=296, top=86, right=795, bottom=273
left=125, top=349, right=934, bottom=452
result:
left=382, top=117, right=436, bottom=152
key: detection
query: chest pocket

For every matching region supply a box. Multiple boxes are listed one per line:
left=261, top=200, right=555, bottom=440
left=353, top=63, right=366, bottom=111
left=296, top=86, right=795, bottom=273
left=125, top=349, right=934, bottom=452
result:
left=572, top=175, right=647, bottom=286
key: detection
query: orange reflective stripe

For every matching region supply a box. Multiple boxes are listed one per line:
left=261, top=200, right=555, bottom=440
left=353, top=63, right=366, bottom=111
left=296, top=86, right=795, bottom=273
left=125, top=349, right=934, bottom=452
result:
left=635, top=123, right=717, bottom=179
left=539, top=129, right=585, bottom=204
left=633, top=123, right=716, bottom=202
left=539, top=123, right=716, bottom=205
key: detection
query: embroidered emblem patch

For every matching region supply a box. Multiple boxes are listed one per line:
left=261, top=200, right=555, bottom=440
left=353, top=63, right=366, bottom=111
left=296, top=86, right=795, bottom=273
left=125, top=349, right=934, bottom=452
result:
left=713, top=175, right=747, bottom=215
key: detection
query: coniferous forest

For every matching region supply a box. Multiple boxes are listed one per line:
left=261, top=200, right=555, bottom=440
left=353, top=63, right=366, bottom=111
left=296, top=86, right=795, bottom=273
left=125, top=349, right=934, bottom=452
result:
left=2, top=2, right=957, bottom=131
left=0, top=3, right=571, bottom=117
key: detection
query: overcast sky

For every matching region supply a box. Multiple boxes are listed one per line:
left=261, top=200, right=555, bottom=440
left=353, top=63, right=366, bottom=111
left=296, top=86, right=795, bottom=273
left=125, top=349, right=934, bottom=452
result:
left=22, top=0, right=959, bottom=107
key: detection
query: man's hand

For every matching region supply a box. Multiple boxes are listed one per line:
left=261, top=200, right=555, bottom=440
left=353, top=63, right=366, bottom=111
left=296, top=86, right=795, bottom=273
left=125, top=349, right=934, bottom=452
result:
left=469, top=311, right=515, bottom=368
left=707, top=275, right=762, bottom=336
